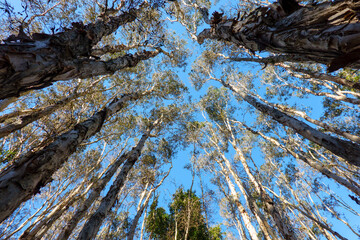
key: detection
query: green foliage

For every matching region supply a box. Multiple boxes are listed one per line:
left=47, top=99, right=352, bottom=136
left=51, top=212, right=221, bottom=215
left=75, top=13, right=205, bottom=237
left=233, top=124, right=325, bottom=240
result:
left=145, top=188, right=223, bottom=239
left=0, top=148, right=16, bottom=165
left=146, top=197, right=170, bottom=240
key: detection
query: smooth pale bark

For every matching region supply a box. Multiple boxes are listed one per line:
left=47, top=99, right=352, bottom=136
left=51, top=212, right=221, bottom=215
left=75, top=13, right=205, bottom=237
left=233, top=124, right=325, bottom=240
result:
left=0, top=90, right=152, bottom=223
left=215, top=117, right=296, bottom=240
left=226, top=141, right=296, bottom=239
left=248, top=124, right=360, bottom=197
left=184, top=170, right=195, bottom=240
left=198, top=1, right=360, bottom=72
left=219, top=79, right=360, bottom=166
left=55, top=154, right=127, bottom=240
left=217, top=155, right=277, bottom=240
left=0, top=5, right=159, bottom=100
left=218, top=163, right=260, bottom=240
left=76, top=118, right=161, bottom=240
left=205, top=133, right=276, bottom=240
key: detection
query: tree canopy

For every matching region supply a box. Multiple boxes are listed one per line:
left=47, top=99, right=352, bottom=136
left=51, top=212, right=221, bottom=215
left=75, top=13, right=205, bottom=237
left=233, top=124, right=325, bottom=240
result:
left=0, top=0, right=360, bottom=239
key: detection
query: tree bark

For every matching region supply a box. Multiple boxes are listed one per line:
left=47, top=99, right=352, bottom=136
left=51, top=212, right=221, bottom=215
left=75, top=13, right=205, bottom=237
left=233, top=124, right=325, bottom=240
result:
left=249, top=125, right=360, bottom=198
left=0, top=90, right=152, bottom=223
left=0, top=6, right=159, bottom=100
left=198, top=1, right=360, bottom=72
left=0, top=84, right=83, bottom=138
left=76, top=118, right=161, bottom=240
left=219, top=79, right=360, bottom=167
left=218, top=164, right=260, bottom=240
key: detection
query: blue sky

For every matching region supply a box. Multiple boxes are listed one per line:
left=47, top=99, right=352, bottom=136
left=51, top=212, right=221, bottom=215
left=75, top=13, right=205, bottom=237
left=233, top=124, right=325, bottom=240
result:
left=3, top=0, right=360, bottom=239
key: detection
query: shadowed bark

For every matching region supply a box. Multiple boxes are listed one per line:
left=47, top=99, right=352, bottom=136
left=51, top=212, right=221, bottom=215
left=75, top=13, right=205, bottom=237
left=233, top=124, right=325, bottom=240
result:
left=0, top=5, right=159, bottom=100
left=0, top=90, right=153, bottom=223
left=198, top=1, right=360, bottom=72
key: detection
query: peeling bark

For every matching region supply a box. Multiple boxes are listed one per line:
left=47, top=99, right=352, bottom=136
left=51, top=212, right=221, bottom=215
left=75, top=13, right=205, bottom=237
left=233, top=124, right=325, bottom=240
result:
left=227, top=56, right=360, bottom=91
left=0, top=91, right=152, bottom=223
left=0, top=7, right=159, bottom=100
left=198, top=1, right=360, bottom=71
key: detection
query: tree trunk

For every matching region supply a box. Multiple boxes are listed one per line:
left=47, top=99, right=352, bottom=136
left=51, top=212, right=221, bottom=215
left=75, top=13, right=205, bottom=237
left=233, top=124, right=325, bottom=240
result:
left=0, top=6, right=160, bottom=100
left=55, top=151, right=129, bottom=240
left=223, top=119, right=297, bottom=240
left=218, top=164, right=260, bottom=240
left=76, top=118, right=161, bottom=240
left=251, top=126, right=360, bottom=197
left=198, top=1, right=360, bottom=72
left=220, top=79, right=360, bottom=167
left=0, top=83, right=83, bottom=138
left=0, top=90, right=152, bottom=223
left=127, top=167, right=171, bottom=240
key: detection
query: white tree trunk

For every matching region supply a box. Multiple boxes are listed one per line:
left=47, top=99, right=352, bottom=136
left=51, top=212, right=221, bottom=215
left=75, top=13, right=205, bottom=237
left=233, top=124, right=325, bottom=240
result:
left=76, top=118, right=162, bottom=240
left=220, top=79, right=360, bottom=166
left=0, top=90, right=152, bottom=223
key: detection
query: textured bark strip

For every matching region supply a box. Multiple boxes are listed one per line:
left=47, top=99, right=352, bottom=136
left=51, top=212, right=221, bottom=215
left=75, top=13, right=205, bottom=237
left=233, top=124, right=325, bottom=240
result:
left=228, top=56, right=360, bottom=91
left=76, top=118, right=161, bottom=240
left=0, top=88, right=79, bottom=138
left=0, top=91, right=152, bottom=223
left=198, top=1, right=360, bottom=71
left=0, top=6, right=157, bottom=100
left=220, top=80, right=360, bottom=166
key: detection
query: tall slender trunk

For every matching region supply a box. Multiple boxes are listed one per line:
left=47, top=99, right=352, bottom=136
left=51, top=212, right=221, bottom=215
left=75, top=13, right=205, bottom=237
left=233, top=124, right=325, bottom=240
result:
left=127, top=166, right=171, bottom=240
left=56, top=135, right=153, bottom=240
left=249, top=125, right=360, bottom=197
left=220, top=79, right=360, bottom=166
left=198, top=1, right=360, bottom=72
left=76, top=118, right=162, bottom=240
left=22, top=147, right=119, bottom=240
left=223, top=119, right=297, bottom=240
left=0, top=90, right=152, bottom=223
left=218, top=163, right=260, bottom=240
left=184, top=169, right=195, bottom=240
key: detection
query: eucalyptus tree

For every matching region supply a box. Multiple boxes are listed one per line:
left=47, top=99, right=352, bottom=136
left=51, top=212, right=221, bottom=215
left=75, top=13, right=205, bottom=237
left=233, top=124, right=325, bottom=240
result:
left=0, top=85, right=158, bottom=222
left=76, top=103, right=191, bottom=240
left=198, top=0, right=360, bottom=72
left=0, top=0, right=172, bottom=99
left=2, top=0, right=360, bottom=239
